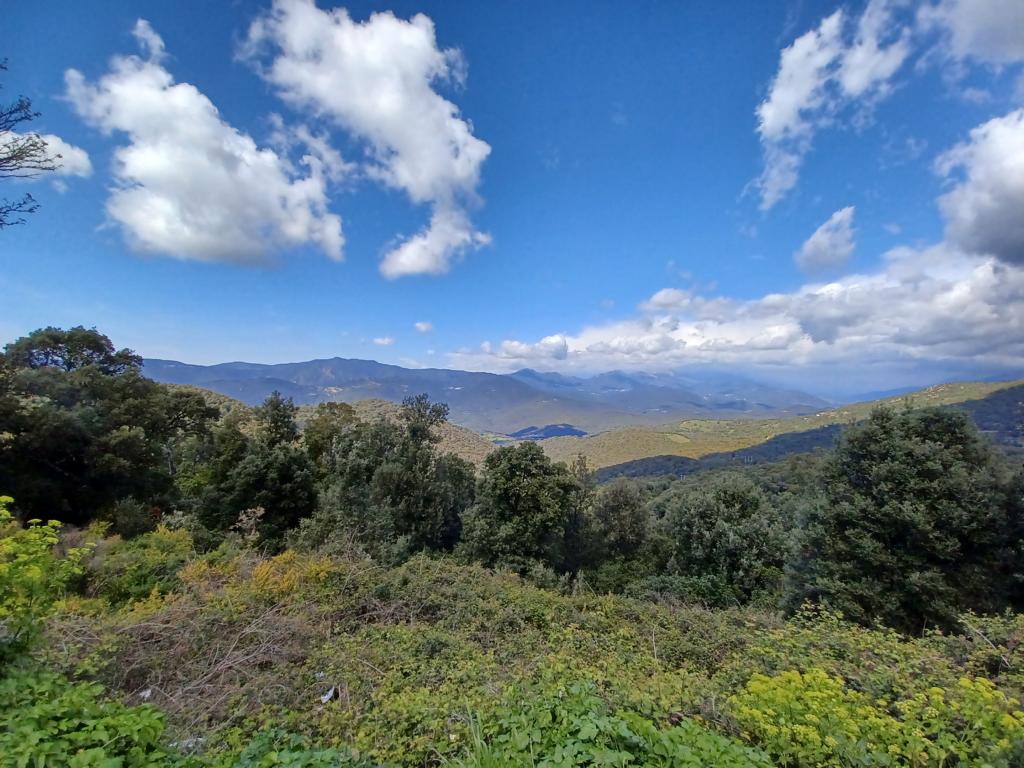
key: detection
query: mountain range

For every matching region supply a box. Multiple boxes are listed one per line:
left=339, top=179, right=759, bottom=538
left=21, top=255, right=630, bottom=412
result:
left=143, top=357, right=831, bottom=434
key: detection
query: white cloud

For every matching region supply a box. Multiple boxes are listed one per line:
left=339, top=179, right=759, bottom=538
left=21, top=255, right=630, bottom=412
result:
left=414, top=321, right=433, bottom=333
left=0, top=131, right=92, bottom=188
left=918, top=0, right=1024, bottom=65
left=839, top=0, right=911, bottom=98
left=795, top=206, right=856, bottom=271
left=373, top=336, right=395, bottom=346
left=757, top=11, right=844, bottom=145
left=39, top=134, right=92, bottom=177
left=380, top=205, right=490, bottom=278
left=243, top=0, right=490, bottom=278
left=756, top=1, right=910, bottom=208
left=65, top=19, right=343, bottom=264
left=936, top=108, right=1024, bottom=265
left=452, top=105, right=1024, bottom=384
left=452, top=246, right=1024, bottom=382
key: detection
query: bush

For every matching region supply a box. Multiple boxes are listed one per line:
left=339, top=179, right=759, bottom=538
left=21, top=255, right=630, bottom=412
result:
left=88, top=525, right=194, bottom=603
left=0, top=668, right=178, bottom=767
left=458, top=681, right=773, bottom=767
left=216, top=728, right=376, bottom=768
left=109, top=496, right=158, bottom=538
left=728, top=667, right=1024, bottom=767
left=0, top=497, right=87, bottom=661
left=0, top=668, right=375, bottom=768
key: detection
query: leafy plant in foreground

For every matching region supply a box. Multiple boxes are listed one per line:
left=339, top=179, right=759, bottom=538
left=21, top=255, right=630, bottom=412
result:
left=0, top=496, right=87, bottom=661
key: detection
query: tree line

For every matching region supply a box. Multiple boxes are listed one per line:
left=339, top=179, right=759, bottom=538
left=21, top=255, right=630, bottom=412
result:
left=2, top=326, right=1022, bottom=634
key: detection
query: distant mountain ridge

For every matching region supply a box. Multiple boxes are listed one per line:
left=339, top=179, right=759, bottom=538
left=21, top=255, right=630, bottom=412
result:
left=143, top=357, right=831, bottom=434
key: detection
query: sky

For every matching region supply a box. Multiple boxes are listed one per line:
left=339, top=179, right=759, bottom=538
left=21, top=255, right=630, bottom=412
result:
left=2, top=0, right=1023, bottom=397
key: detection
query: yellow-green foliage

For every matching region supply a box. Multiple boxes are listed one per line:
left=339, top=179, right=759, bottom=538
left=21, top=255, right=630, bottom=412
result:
left=716, top=607, right=964, bottom=699
left=456, top=682, right=774, bottom=768
left=0, top=497, right=87, bottom=659
left=729, top=668, right=1024, bottom=767
left=30, top=532, right=1024, bottom=767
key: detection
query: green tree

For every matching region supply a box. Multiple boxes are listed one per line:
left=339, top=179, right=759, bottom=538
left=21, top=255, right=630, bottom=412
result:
left=0, top=327, right=214, bottom=525
left=256, top=390, right=300, bottom=447
left=3, top=325, right=140, bottom=374
left=785, top=406, right=1020, bottom=632
left=654, top=472, right=787, bottom=604
left=592, top=478, right=649, bottom=558
left=560, top=454, right=599, bottom=574
left=299, top=396, right=475, bottom=560
left=197, top=393, right=316, bottom=545
left=219, top=443, right=318, bottom=545
left=303, top=401, right=357, bottom=471
left=460, top=442, right=576, bottom=570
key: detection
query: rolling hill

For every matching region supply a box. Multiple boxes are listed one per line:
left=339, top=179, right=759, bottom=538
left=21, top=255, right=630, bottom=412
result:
left=143, top=357, right=830, bottom=434
left=544, top=379, right=1024, bottom=470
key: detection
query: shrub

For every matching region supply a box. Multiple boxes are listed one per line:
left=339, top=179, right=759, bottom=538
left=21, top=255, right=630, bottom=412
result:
left=109, top=496, right=158, bottom=538
left=88, top=525, right=194, bottom=603
left=458, top=681, right=773, bottom=767
left=0, top=668, right=178, bottom=767
left=0, top=497, right=87, bottom=661
left=215, top=728, right=376, bottom=768
left=728, top=667, right=1024, bottom=767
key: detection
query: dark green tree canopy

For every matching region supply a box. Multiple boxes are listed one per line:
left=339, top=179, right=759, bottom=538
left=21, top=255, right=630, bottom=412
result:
left=654, top=472, right=787, bottom=603
left=0, top=327, right=214, bottom=525
left=303, top=401, right=357, bottom=470
left=785, top=406, right=1020, bottom=632
left=255, top=391, right=300, bottom=447
left=4, top=326, right=141, bottom=375
left=460, top=442, right=577, bottom=570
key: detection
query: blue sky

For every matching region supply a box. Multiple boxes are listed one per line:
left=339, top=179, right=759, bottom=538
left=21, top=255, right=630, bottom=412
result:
left=2, top=0, right=1023, bottom=395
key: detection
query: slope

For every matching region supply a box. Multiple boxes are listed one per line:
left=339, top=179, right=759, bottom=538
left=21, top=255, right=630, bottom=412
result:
left=544, top=379, right=1024, bottom=469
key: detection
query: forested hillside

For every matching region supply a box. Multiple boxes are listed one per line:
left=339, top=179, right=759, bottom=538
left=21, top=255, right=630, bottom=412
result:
left=544, top=380, right=1024, bottom=469
left=596, top=384, right=1024, bottom=479
left=4, top=327, right=1024, bottom=766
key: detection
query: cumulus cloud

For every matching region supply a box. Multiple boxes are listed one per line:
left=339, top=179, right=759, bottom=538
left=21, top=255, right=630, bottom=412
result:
left=756, top=1, right=910, bottom=208
left=39, top=134, right=93, bottom=178
left=935, top=108, right=1024, bottom=265
left=453, top=246, right=1024, bottom=380
left=453, top=100, right=1024, bottom=380
left=65, top=19, right=343, bottom=264
left=380, top=206, right=490, bottom=278
left=795, top=206, right=856, bottom=271
left=243, top=0, right=490, bottom=278
left=373, top=336, right=395, bottom=346
left=414, top=321, right=433, bottom=333
left=0, top=131, right=92, bottom=187
left=918, top=0, right=1024, bottom=65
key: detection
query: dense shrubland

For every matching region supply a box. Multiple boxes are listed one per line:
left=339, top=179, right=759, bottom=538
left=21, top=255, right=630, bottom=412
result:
left=2, top=327, right=1024, bottom=766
